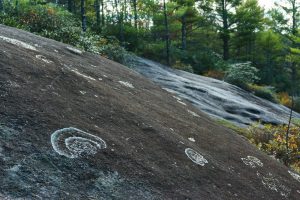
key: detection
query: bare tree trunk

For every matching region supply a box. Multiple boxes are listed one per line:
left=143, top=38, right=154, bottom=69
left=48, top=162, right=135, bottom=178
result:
left=285, top=94, right=294, bottom=166
left=132, top=0, right=138, bottom=29
left=101, top=0, right=105, bottom=26
left=68, top=0, right=73, bottom=12
left=81, top=0, right=87, bottom=32
left=0, top=0, right=3, bottom=12
left=95, top=0, right=101, bottom=31
left=163, top=0, right=171, bottom=65
left=181, top=14, right=187, bottom=50
left=221, top=0, right=230, bottom=60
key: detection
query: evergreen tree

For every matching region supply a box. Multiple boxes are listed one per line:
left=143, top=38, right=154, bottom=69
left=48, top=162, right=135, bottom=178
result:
left=0, top=0, right=3, bottom=12
left=215, top=0, right=242, bottom=60
left=234, top=0, right=264, bottom=61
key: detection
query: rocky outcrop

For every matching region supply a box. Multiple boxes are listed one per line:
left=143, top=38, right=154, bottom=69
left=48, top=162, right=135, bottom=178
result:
left=131, top=57, right=300, bottom=127
left=0, top=25, right=300, bottom=199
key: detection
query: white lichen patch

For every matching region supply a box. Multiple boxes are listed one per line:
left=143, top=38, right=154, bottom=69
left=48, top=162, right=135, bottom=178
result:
left=5, top=80, right=20, bottom=88
left=66, top=46, right=83, bottom=54
left=0, top=35, right=37, bottom=51
left=187, top=110, right=200, bottom=117
left=118, top=81, right=134, bottom=88
left=257, top=172, right=291, bottom=198
left=241, top=156, right=263, bottom=168
left=35, top=55, right=53, bottom=64
left=95, top=171, right=124, bottom=189
left=185, top=148, right=208, bottom=166
left=288, top=170, right=300, bottom=182
left=51, top=127, right=107, bottom=158
left=70, top=69, right=96, bottom=81
left=188, top=137, right=196, bottom=142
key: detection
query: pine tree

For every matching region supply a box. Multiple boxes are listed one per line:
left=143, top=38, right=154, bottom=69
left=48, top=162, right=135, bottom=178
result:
left=215, top=0, right=242, bottom=60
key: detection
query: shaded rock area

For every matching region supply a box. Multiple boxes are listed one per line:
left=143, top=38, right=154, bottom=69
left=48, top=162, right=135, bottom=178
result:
left=130, top=57, right=300, bottom=127
left=0, top=25, right=300, bottom=199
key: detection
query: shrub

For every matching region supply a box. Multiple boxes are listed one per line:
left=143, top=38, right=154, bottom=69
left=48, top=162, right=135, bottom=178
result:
left=189, top=51, right=229, bottom=74
left=41, top=26, right=81, bottom=46
left=248, top=84, right=278, bottom=103
left=224, top=62, right=260, bottom=88
left=248, top=123, right=300, bottom=172
left=277, top=92, right=292, bottom=107
left=173, top=61, right=194, bottom=73
left=204, top=70, right=225, bottom=80
left=293, top=97, right=300, bottom=113
left=96, top=37, right=132, bottom=64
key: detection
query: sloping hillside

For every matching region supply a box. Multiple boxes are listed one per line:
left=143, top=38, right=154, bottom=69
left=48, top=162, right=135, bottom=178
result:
left=130, top=57, right=300, bottom=127
left=0, top=25, right=300, bottom=199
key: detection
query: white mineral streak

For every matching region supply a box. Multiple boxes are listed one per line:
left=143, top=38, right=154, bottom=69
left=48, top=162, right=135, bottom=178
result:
left=66, top=46, right=83, bottom=54
left=35, top=55, right=53, bottom=64
left=173, top=96, right=182, bottom=101
left=0, top=35, right=37, bottom=51
left=162, top=87, right=176, bottom=93
left=51, top=127, right=107, bottom=158
left=70, top=69, right=96, bottom=81
left=118, top=81, right=134, bottom=88
left=187, top=110, right=200, bottom=117
left=177, top=100, right=187, bottom=106
left=288, top=170, right=300, bottom=182
left=185, top=148, right=208, bottom=166
left=173, top=96, right=187, bottom=105
left=241, top=156, right=263, bottom=168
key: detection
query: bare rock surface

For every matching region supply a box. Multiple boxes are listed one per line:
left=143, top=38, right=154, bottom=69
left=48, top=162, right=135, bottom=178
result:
left=0, top=25, right=300, bottom=199
left=130, top=57, right=300, bottom=127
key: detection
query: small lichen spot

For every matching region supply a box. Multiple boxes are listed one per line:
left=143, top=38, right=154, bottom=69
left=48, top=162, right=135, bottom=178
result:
left=241, top=156, right=263, bottom=168
left=185, top=148, right=208, bottom=166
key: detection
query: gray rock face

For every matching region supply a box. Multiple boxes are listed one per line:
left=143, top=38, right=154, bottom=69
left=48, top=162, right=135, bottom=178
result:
left=1, top=25, right=300, bottom=200
left=131, top=57, right=300, bottom=127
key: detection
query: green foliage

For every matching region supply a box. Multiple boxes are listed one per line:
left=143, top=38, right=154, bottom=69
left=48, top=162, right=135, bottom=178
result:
left=19, top=3, right=78, bottom=33
left=0, top=0, right=299, bottom=100
left=98, top=41, right=131, bottom=64
left=216, top=120, right=300, bottom=173
left=248, top=84, right=278, bottom=103
left=215, top=119, right=247, bottom=137
left=234, top=0, right=265, bottom=61
left=294, top=97, right=300, bottom=113
left=248, top=123, right=300, bottom=172
left=225, top=62, right=260, bottom=88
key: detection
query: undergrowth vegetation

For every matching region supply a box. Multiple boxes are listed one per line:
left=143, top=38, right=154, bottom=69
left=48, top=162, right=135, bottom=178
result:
left=218, top=118, right=300, bottom=173
left=0, top=0, right=131, bottom=64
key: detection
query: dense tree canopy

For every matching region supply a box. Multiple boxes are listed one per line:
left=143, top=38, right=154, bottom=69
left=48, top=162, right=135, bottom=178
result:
left=0, top=0, right=300, bottom=103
